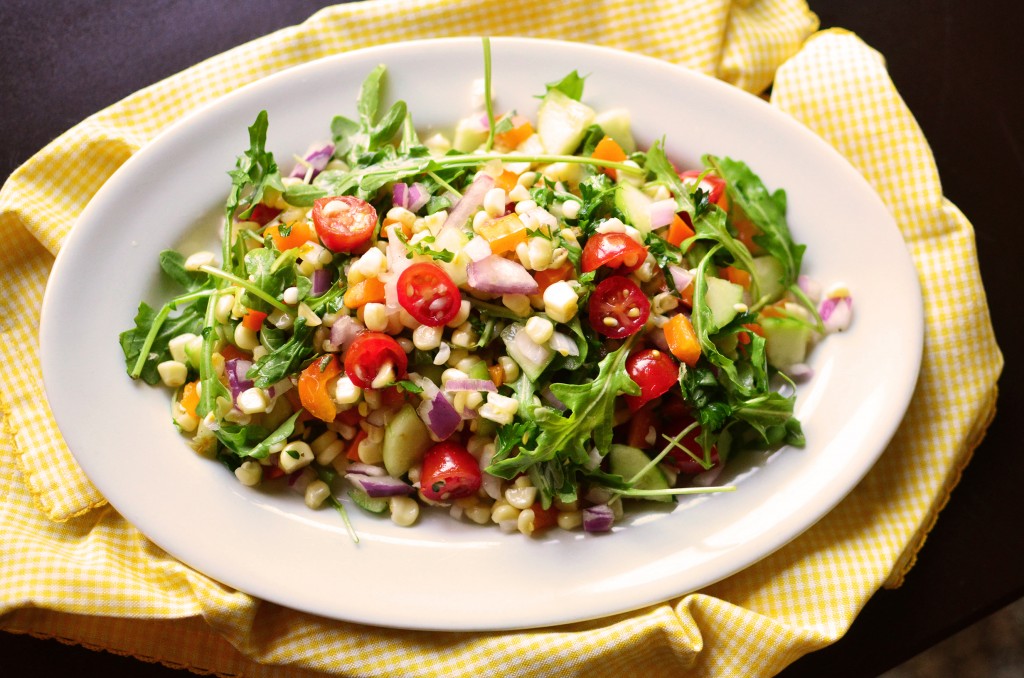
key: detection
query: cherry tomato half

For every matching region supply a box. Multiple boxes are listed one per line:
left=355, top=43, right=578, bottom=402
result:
left=679, top=170, right=729, bottom=211
left=624, top=348, right=679, bottom=412
left=588, top=276, right=651, bottom=339
left=581, top=232, right=649, bottom=274
left=343, top=332, right=408, bottom=389
left=657, top=405, right=720, bottom=474
left=311, top=195, right=377, bottom=252
left=396, top=262, right=462, bottom=327
left=419, top=442, right=482, bottom=502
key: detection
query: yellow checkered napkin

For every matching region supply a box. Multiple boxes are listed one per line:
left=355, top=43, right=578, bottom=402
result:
left=0, top=0, right=1002, bottom=675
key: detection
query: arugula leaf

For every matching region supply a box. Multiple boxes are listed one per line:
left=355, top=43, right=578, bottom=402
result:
left=120, top=297, right=206, bottom=384
left=542, top=70, right=587, bottom=101
left=578, top=124, right=607, bottom=156
left=246, top=317, right=316, bottom=388
left=159, top=251, right=212, bottom=293
left=705, top=155, right=805, bottom=290
left=357, top=65, right=386, bottom=131
left=369, top=100, right=408, bottom=150
left=330, top=115, right=360, bottom=156
left=225, top=110, right=284, bottom=224
left=239, top=248, right=292, bottom=313
left=394, top=230, right=455, bottom=262
left=487, top=338, right=639, bottom=480
left=575, top=173, right=618, bottom=235
left=282, top=182, right=327, bottom=207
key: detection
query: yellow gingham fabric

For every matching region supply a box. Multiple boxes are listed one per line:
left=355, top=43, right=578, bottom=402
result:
left=0, top=1, right=1002, bottom=676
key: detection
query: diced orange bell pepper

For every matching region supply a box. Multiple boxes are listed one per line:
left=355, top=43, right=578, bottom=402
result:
left=343, top=277, right=387, bottom=309
left=346, top=430, right=368, bottom=461
left=298, top=355, right=342, bottom=423
left=721, top=266, right=752, bottom=289
left=591, top=136, right=627, bottom=179
left=493, top=169, right=520, bottom=193
left=477, top=213, right=528, bottom=254
left=488, top=364, right=505, bottom=388
left=664, top=313, right=701, bottom=367
left=533, top=262, right=574, bottom=295
left=180, top=380, right=200, bottom=420
left=266, top=220, right=315, bottom=251
left=529, top=501, right=560, bottom=532
left=219, top=344, right=251, bottom=363
left=666, top=213, right=696, bottom=248
left=494, top=116, right=535, bottom=149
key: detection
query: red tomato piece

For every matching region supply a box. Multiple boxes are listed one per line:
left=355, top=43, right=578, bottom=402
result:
left=247, top=203, right=282, bottom=226
left=659, top=409, right=720, bottom=474
left=419, top=442, right=482, bottom=502
left=588, top=276, right=650, bottom=339
left=343, top=332, right=409, bottom=389
left=581, top=232, right=649, bottom=274
left=679, top=170, right=729, bottom=211
left=311, top=195, right=378, bottom=252
left=396, top=262, right=462, bottom=327
left=624, top=348, right=679, bottom=412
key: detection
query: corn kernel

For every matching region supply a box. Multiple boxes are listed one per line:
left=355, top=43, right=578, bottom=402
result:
left=389, top=496, right=420, bottom=527
left=524, top=316, right=554, bottom=345
left=234, top=460, right=262, bottom=487
left=157, top=360, right=188, bottom=388
left=543, top=281, right=579, bottom=323
left=304, top=479, right=331, bottom=509
left=279, top=441, right=314, bottom=473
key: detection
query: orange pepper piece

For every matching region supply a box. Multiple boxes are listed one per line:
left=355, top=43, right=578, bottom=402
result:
left=666, top=213, right=696, bottom=248
left=533, top=263, right=574, bottom=295
left=664, top=313, right=701, bottom=367
left=180, top=381, right=200, bottom=420
left=591, top=136, right=627, bottom=179
left=298, top=355, right=342, bottom=423
left=493, top=169, right=520, bottom=193
left=721, top=266, right=752, bottom=289
left=266, top=220, right=315, bottom=251
left=494, top=116, right=535, bottom=149
left=343, top=277, right=387, bottom=309
left=240, top=309, right=268, bottom=332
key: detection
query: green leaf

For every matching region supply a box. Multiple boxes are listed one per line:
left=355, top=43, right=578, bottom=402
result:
left=542, top=70, right=587, bottom=101
left=239, top=248, right=292, bottom=314
left=120, top=299, right=205, bottom=384
left=357, top=65, right=386, bottom=131
left=247, top=317, right=316, bottom=388
left=487, top=338, right=639, bottom=479
left=282, top=182, right=327, bottom=207
left=705, top=155, right=806, bottom=292
left=159, top=250, right=212, bottom=293
left=370, top=100, right=408, bottom=150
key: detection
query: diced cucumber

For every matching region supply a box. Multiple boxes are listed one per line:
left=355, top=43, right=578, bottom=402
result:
left=452, top=117, right=488, bottom=152
left=382, top=403, right=432, bottom=477
left=760, top=316, right=812, bottom=368
left=608, top=444, right=672, bottom=502
left=751, top=256, right=786, bottom=302
left=536, top=89, right=596, bottom=155
left=466, top=360, right=491, bottom=382
left=594, top=108, right=635, bottom=154
left=704, top=276, right=745, bottom=330
left=614, top=183, right=653, bottom=234
left=501, top=323, right=554, bottom=382
left=348, top=487, right=388, bottom=514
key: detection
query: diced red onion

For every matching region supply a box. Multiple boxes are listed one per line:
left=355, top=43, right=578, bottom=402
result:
left=289, top=143, right=335, bottom=179
left=383, top=224, right=412, bottom=310
left=443, top=378, right=497, bottom=393
left=312, top=268, right=333, bottom=296
left=266, top=378, right=293, bottom=399
left=392, top=182, right=429, bottom=213
left=668, top=265, right=694, bottom=292
left=225, top=358, right=254, bottom=401
left=441, top=174, right=494, bottom=232
left=649, top=199, right=679, bottom=230
left=583, top=504, right=615, bottom=533
left=462, top=235, right=493, bottom=262
left=288, top=468, right=316, bottom=492
left=692, top=464, right=725, bottom=487
left=478, top=446, right=503, bottom=501
left=540, top=386, right=566, bottom=411
left=819, top=295, right=853, bottom=333
left=549, top=331, right=579, bottom=357
left=417, top=391, right=461, bottom=440
left=327, top=315, right=362, bottom=352
left=467, top=255, right=539, bottom=295
left=347, top=462, right=387, bottom=477
left=346, top=473, right=414, bottom=498
left=797, top=275, right=821, bottom=302
left=784, top=363, right=815, bottom=382
left=409, top=372, right=441, bottom=399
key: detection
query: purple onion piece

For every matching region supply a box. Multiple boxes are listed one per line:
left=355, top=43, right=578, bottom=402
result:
left=346, top=473, right=414, bottom=498
left=347, top=462, right=387, bottom=477
left=289, top=142, right=335, bottom=179
left=441, top=174, right=494, bottom=233
left=407, top=183, right=430, bottom=213
left=225, top=358, right=254, bottom=401
left=819, top=295, right=853, bottom=333
left=443, top=378, right=497, bottom=393
left=462, top=235, right=493, bottom=262
left=417, top=392, right=461, bottom=440
left=467, top=255, right=539, bottom=295
left=266, top=378, right=293, bottom=399
left=328, top=316, right=362, bottom=352
left=540, top=386, right=567, bottom=411
left=549, top=331, right=579, bottom=357
left=582, top=504, right=615, bottom=533
left=692, top=464, right=725, bottom=487
left=648, top=199, right=679, bottom=229
left=668, top=264, right=694, bottom=293
left=393, top=182, right=408, bottom=209
left=312, top=268, right=333, bottom=296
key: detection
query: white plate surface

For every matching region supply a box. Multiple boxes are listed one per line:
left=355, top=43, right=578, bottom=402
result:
left=40, top=37, right=923, bottom=631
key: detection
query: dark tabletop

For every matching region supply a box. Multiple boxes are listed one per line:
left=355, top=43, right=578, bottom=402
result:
left=1, top=1, right=1019, bottom=676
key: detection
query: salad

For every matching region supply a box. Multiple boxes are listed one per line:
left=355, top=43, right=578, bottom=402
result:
left=121, top=42, right=852, bottom=539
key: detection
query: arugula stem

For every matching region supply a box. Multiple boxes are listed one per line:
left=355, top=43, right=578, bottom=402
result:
left=428, top=171, right=461, bottom=198
left=327, top=496, right=360, bottom=544
left=482, top=36, right=496, bottom=152
left=628, top=422, right=700, bottom=484
left=198, top=265, right=295, bottom=316
left=618, top=486, right=736, bottom=497
left=128, top=289, right=217, bottom=379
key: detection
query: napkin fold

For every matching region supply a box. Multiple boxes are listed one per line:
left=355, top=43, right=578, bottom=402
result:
left=0, top=0, right=1002, bottom=676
